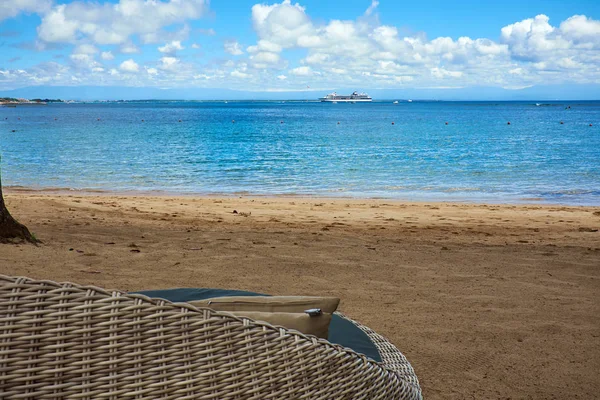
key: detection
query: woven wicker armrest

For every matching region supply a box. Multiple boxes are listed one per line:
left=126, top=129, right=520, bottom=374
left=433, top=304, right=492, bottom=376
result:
left=0, top=275, right=422, bottom=399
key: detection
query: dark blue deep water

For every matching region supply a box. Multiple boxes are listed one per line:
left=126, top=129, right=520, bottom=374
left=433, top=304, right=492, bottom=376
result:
left=1, top=101, right=599, bottom=204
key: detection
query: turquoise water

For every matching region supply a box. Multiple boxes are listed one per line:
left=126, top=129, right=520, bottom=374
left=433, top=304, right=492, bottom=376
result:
left=1, top=101, right=599, bottom=205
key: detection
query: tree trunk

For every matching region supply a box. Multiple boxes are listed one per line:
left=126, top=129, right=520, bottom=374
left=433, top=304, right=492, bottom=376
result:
left=0, top=168, right=39, bottom=244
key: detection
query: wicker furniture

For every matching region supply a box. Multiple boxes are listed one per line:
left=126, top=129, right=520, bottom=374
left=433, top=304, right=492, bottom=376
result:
left=0, top=275, right=422, bottom=399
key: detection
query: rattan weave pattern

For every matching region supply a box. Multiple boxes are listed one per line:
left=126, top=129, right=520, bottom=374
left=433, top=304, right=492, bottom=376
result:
left=0, top=275, right=422, bottom=399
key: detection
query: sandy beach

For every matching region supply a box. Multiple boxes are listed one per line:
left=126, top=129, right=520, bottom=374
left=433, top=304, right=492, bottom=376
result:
left=1, top=191, right=599, bottom=399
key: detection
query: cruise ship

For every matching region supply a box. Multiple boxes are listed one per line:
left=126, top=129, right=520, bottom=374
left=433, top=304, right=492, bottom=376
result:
left=319, top=91, right=372, bottom=103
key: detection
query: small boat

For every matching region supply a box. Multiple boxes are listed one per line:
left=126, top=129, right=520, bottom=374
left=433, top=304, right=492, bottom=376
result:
left=407, top=99, right=413, bottom=103
left=393, top=101, right=399, bottom=104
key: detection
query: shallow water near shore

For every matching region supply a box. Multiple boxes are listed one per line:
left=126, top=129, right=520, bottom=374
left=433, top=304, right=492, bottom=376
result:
left=1, top=100, right=599, bottom=205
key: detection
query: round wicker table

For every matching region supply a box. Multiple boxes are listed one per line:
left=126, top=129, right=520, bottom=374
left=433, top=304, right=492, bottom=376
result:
left=0, top=275, right=422, bottom=399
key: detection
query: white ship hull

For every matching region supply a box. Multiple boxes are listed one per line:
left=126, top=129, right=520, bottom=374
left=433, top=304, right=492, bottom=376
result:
left=320, top=98, right=372, bottom=103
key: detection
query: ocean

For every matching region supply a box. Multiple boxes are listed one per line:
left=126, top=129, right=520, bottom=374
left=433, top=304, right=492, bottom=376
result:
left=1, top=101, right=599, bottom=205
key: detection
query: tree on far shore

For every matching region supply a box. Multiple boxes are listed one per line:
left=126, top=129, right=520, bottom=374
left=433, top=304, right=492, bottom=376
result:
left=0, top=156, right=39, bottom=244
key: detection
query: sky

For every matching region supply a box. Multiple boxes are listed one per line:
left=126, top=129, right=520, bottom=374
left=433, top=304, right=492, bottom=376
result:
left=0, top=0, right=599, bottom=97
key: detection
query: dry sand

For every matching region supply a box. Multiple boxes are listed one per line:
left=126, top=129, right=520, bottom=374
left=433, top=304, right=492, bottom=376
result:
left=1, top=191, right=599, bottom=399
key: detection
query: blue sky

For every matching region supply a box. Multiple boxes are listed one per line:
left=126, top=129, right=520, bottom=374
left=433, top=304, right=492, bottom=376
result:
left=0, top=0, right=599, bottom=97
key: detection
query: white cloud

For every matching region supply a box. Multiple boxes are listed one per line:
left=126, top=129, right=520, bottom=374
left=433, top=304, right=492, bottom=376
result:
left=120, top=43, right=140, bottom=54
left=73, top=44, right=98, bottom=55
left=70, top=53, right=101, bottom=70
left=430, top=67, right=463, bottom=79
left=37, top=0, right=209, bottom=45
left=119, top=59, right=139, bottom=73
left=101, top=51, right=114, bottom=60
left=364, top=0, right=379, bottom=17
left=159, top=56, right=180, bottom=70
left=251, top=0, right=315, bottom=48
left=231, top=70, right=251, bottom=79
left=158, top=40, right=184, bottom=55
left=224, top=41, right=244, bottom=55
left=560, top=15, right=600, bottom=42
left=247, top=40, right=283, bottom=53
left=290, top=66, right=312, bottom=76
left=251, top=52, right=280, bottom=64
left=3, top=1, right=599, bottom=92
left=304, top=53, right=329, bottom=65
left=0, top=0, right=52, bottom=22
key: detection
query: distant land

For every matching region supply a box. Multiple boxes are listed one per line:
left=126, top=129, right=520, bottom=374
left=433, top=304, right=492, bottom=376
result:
left=1, top=84, right=599, bottom=101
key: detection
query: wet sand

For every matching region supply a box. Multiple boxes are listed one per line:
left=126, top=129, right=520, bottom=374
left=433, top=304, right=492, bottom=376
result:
left=1, top=191, right=599, bottom=399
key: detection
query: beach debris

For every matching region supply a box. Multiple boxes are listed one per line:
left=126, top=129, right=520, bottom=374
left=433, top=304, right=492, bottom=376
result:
left=578, top=227, right=598, bottom=232
left=79, top=269, right=101, bottom=274
left=232, top=210, right=238, bottom=214
left=441, top=246, right=449, bottom=250
left=130, top=249, right=141, bottom=253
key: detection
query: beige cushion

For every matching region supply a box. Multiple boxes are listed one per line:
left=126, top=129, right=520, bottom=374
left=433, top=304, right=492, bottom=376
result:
left=189, top=296, right=340, bottom=313
left=222, top=310, right=332, bottom=339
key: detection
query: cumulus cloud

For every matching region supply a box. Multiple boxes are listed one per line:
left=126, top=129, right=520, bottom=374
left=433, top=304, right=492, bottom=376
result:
left=119, top=59, right=139, bottom=73
left=224, top=40, right=244, bottom=55
left=159, top=56, right=180, bottom=71
left=2, top=0, right=599, bottom=91
left=231, top=70, right=251, bottom=78
left=120, top=43, right=140, bottom=54
left=244, top=2, right=600, bottom=89
left=251, top=51, right=280, bottom=64
left=0, top=0, right=52, bottom=22
left=37, top=0, right=209, bottom=45
left=158, top=40, right=184, bottom=55
left=290, top=66, right=312, bottom=76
